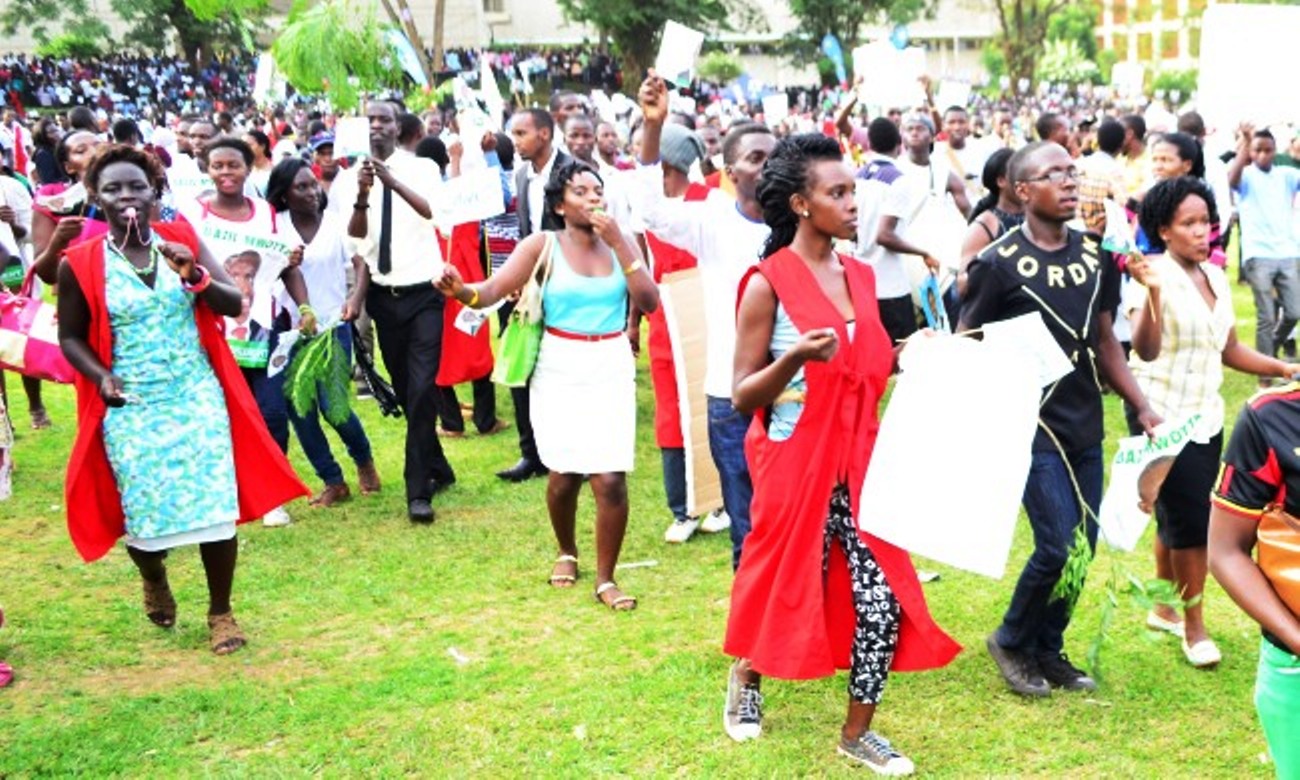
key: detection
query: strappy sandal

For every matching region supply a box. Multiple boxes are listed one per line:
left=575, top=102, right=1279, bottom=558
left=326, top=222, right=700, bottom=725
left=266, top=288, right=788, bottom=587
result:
left=549, top=554, right=579, bottom=588
left=595, top=581, right=637, bottom=611
left=29, top=408, right=51, bottom=430
left=208, top=612, right=246, bottom=655
left=142, top=577, right=176, bottom=628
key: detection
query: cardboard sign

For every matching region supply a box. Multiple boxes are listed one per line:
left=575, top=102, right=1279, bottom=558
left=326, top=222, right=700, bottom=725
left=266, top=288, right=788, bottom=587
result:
left=479, top=56, right=505, bottom=131
left=437, top=167, right=505, bottom=227
left=762, top=94, right=789, bottom=127
left=654, top=21, right=705, bottom=88
left=853, top=42, right=926, bottom=110
left=860, top=333, right=1040, bottom=578
left=660, top=267, right=723, bottom=517
left=1098, top=415, right=1201, bottom=551
left=934, top=80, right=972, bottom=111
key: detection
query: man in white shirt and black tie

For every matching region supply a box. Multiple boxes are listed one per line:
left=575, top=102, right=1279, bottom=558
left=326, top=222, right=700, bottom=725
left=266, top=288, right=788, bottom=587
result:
left=339, top=100, right=454, bottom=522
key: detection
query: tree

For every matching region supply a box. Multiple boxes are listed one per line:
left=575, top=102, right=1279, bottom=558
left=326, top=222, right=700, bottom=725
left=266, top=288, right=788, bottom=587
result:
left=697, top=51, right=744, bottom=84
left=1034, top=39, right=1099, bottom=85
left=784, top=0, right=932, bottom=64
left=272, top=0, right=405, bottom=112
left=990, top=0, right=1069, bottom=89
left=554, top=0, right=764, bottom=81
left=1045, top=0, right=1099, bottom=60
left=0, top=0, right=266, bottom=68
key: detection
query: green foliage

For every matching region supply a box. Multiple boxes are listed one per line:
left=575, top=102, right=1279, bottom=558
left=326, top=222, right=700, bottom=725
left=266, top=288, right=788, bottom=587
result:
left=284, top=329, right=353, bottom=427
left=981, top=40, right=1007, bottom=82
left=183, top=0, right=266, bottom=21
left=1096, top=48, right=1118, bottom=84
left=696, top=51, right=743, bottom=85
left=1046, top=0, right=1099, bottom=60
left=1034, top=38, right=1101, bottom=86
left=990, top=0, right=1070, bottom=88
left=784, top=0, right=932, bottom=65
left=34, top=19, right=111, bottom=59
left=0, top=0, right=89, bottom=43
left=1152, top=68, right=1198, bottom=97
left=272, top=0, right=404, bottom=112
left=554, top=0, right=760, bottom=81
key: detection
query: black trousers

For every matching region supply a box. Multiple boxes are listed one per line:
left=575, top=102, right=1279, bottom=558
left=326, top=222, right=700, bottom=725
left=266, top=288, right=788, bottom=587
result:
left=435, top=377, right=497, bottom=433
left=498, top=302, right=539, bottom=464
left=367, top=286, right=455, bottom=500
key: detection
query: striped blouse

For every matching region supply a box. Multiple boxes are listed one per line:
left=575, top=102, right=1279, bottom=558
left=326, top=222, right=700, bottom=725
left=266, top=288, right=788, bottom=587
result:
left=1125, top=255, right=1235, bottom=442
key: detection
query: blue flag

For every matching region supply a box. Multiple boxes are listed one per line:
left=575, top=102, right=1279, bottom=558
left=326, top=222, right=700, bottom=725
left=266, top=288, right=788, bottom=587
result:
left=820, top=34, right=847, bottom=85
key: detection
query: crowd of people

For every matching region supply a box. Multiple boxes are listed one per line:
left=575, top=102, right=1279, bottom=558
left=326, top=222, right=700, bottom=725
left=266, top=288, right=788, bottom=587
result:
left=2, top=45, right=1300, bottom=776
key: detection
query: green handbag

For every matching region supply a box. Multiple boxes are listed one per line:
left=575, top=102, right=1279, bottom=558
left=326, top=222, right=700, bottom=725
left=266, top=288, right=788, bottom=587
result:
left=492, top=232, right=555, bottom=387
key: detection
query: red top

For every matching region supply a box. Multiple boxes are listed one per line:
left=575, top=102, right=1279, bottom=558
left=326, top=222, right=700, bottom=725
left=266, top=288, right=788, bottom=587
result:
left=436, top=222, right=493, bottom=386
left=724, top=248, right=961, bottom=677
left=644, top=182, right=710, bottom=448
left=62, top=221, right=310, bottom=562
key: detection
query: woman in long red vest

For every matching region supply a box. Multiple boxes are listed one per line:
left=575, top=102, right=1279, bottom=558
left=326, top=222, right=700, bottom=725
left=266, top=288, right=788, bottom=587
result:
left=57, top=145, right=308, bottom=655
left=723, top=135, right=960, bottom=774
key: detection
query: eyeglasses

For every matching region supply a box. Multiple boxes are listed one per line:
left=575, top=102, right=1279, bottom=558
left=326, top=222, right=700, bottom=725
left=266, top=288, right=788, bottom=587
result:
left=1022, top=168, right=1080, bottom=185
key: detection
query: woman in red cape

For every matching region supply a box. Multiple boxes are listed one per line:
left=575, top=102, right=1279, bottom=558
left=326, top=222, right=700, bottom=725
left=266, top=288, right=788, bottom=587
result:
left=58, top=145, right=307, bottom=655
left=722, top=135, right=960, bottom=774
left=433, top=221, right=503, bottom=435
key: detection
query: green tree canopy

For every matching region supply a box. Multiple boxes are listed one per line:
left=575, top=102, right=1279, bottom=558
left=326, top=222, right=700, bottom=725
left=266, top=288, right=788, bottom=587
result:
left=784, top=0, right=932, bottom=64
left=990, top=0, right=1069, bottom=89
left=271, top=0, right=405, bottom=112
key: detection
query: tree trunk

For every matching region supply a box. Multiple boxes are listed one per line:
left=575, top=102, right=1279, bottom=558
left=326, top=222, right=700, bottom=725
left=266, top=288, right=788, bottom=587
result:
left=432, top=0, right=446, bottom=81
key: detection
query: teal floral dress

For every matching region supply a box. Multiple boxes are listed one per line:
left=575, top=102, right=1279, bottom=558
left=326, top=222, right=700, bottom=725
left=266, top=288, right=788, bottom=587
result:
left=101, top=241, right=240, bottom=550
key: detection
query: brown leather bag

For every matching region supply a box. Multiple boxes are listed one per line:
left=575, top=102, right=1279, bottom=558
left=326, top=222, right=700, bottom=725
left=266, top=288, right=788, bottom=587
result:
left=1258, top=504, right=1300, bottom=617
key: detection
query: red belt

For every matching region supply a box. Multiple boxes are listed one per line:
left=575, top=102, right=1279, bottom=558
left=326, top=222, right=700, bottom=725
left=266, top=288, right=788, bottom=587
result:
left=544, top=326, right=624, bottom=342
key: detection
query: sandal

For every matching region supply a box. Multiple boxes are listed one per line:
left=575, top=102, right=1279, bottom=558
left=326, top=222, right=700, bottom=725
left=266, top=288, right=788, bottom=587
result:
left=595, top=581, right=637, bottom=611
left=549, top=554, right=579, bottom=588
left=208, top=612, right=247, bottom=655
left=142, top=577, right=176, bottom=628
left=29, top=408, right=51, bottom=430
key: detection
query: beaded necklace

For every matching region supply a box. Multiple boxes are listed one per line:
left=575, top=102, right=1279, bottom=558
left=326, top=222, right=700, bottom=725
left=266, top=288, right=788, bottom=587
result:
left=106, top=239, right=159, bottom=278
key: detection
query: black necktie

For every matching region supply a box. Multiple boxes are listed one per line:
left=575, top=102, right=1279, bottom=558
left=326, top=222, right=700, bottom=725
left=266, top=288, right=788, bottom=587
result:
left=378, top=184, right=393, bottom=275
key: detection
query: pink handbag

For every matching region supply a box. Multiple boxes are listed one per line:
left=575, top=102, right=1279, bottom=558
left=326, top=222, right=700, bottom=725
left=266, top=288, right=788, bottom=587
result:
left=0, top=266, right=76, bottom=384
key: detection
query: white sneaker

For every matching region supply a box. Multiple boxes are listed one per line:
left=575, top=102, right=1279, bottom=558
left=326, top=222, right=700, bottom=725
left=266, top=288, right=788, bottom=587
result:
left=700, top=509, right=731, bottom=534
left=724, top=659, right=763, bottom=742
left=663, top=517, right=700, bottom=543
left=262, top=506, right=292, bottom=527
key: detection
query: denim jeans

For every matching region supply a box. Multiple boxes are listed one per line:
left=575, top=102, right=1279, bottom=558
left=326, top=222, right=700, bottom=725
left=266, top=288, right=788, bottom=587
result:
left=1242, top=256, right=1300, bottom=357
left=707, top=396, right=753, bottom=570
left=995, top=445, right=1102, bottom=656
left=241, top=328, right=289, bottom=455
left=660, top=446, right=688, bottom=522
left=287, top=325, right=374, bottom=486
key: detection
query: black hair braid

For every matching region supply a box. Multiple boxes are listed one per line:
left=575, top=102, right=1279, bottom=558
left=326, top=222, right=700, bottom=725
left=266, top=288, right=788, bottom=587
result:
left=1138, top=176, right=1220, bottom=253
left=756, top=133, right=842, bottom=259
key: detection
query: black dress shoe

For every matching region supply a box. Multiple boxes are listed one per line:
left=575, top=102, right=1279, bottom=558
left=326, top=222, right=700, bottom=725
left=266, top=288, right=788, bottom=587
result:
left=495, top=458, right=548, bottom=482
left=427, top=475, right=457, bottom=496
left=408, top=499, right=435, bottom=523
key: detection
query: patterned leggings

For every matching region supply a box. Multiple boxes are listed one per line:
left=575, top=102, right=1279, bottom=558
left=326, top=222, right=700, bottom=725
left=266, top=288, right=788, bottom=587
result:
left=823, top=485, right=901, bottom=704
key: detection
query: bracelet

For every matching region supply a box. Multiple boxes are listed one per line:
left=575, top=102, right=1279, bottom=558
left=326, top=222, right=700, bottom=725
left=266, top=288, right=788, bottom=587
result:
left=353, top=201, right=369, bottom=211
left=622, top=260, right=643, bottom=277
left=466, top=288, right=480, bottom=307
left=298, top=303, right=315, bottom=316
left=182, top=266, right=212, bottom=293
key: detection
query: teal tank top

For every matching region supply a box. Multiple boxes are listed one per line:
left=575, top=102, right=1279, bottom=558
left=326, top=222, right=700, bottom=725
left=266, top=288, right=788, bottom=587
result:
left=542, top=232, right=628, bottom=335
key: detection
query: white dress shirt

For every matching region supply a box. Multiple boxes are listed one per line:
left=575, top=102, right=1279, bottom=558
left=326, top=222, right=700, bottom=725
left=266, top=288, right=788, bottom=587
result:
left=526, top=147, right=559, bottom=234
left=332, top=148, right=446, bottom=286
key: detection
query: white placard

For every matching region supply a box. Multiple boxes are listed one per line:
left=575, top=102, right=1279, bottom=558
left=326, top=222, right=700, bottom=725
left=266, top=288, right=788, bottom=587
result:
left=979, top=312, right=1074, bottom=388
left=934, top=79, right=972, bottom=111
left=437, top=167, right=505, bottom=227
left=1199, top=4, right=1300, bottom=130
left=853, top=42, right=927, bottom=110
left=859, top=334, right=1040, bottom=578
left=1097, top=415, right=1200, bottom=552
left=479, top=56, right=505, bottom=132
left=654, top=21, right=705, bottom=87
left=762, top=94, right=789, bottom=126
left=333, top=117, right=369, bottom=158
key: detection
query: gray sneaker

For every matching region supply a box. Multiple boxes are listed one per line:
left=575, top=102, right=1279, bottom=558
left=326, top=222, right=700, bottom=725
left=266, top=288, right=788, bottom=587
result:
left=837, top=731, right=915, bottom=776
left=723, top=660, right=763, bottom=742
left=986, top=635, right=1050, bottom=698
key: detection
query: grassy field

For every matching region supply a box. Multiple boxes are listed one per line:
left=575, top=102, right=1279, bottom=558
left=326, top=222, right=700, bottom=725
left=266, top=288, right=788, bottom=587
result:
left=0, top=275, right=1281, bottom=777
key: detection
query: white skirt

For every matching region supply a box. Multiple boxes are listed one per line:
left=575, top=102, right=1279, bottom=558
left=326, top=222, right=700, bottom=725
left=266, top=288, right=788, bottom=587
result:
left=530, top=332, right=636, bottom=474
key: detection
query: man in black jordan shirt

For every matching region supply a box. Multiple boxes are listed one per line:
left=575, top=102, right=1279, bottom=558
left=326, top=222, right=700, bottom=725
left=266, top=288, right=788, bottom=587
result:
left=960, top=142, right=1162, bottom=698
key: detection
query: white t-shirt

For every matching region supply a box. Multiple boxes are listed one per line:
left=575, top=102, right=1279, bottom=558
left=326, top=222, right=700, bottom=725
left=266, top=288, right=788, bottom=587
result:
left=283, top=210, right=350, bottom=321
left=632, top=163, right=770, bottom=399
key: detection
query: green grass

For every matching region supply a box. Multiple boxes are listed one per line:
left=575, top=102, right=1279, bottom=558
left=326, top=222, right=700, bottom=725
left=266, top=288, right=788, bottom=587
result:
left=0, top=273, right=1281, bottom=777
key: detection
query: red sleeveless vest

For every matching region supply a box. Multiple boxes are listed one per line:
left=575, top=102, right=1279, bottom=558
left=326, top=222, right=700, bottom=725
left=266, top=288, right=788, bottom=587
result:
left=724, top=247, right=961, bottom=677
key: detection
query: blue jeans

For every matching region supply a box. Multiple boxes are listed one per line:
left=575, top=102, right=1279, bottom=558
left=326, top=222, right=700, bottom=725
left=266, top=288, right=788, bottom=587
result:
left=287, top=325, right=374, bottom=486
left=241, top=328, right=289, bottom=455
left=707, top=396, right=753, bottom=570
left=995, top=445, right=1102, bottom=656
left=661, top=447, right=687, bottom=522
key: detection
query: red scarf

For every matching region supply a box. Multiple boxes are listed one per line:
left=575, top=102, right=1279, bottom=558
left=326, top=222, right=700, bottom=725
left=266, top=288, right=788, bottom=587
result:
left=436, top=222, right=493, bottom=386
left=724, top=248, right=961, bottom=677
left=62, top=221, right=309, bottom=562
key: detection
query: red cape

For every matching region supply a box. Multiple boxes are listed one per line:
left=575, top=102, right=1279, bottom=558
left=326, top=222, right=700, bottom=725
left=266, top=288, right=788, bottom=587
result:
left=63, top=221, right=309, bottom=563
left=724, top=249, right=961, bottom=678
left=436, top=222, right=493, bottom=387
left=644, top=182, right=710, bottom=448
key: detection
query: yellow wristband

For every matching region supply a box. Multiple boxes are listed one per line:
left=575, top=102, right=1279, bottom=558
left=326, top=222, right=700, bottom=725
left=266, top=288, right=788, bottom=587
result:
left=467, top=288, right=480, bottom=307
left=622, top=260, right=643, bottom=277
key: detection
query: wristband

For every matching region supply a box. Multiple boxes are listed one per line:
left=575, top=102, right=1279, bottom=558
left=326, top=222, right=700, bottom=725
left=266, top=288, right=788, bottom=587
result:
left=298, top=303, right=315, bottom=316
left=182, top=265, right=212, bottom=293
left=622, top=260, right=643, bottom=277
left=467, top=288, right=480, bottom=307
left=353, top=201, right=369, bottom=211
